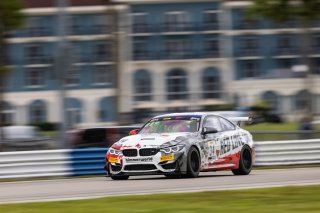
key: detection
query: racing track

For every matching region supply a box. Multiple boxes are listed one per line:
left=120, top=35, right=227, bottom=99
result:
left=0, top=168, right=319, bottom=204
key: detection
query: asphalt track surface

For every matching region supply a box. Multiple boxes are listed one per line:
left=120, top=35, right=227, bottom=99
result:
left=0, top=168, right=319, bottom=204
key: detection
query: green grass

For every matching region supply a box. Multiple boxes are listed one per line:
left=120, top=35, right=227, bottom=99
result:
left=243, top=122, right=320, bottom=131
left=0, top=185, right=319, bottom=213
left=243, top=122, right=300, bottom=131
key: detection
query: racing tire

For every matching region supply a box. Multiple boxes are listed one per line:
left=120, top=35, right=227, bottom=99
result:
left=110, top=175, right=129, bottom=180
left=232, top=146, right=253, bottom=175
left=184, top=146, right=201, bottom=178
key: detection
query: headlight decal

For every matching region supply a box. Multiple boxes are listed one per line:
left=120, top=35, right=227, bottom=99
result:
left=160, top=144, right=185, bottom=154
left=108, top=148, right=122, bottom=155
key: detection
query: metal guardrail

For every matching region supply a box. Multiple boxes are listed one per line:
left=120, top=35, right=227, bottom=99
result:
left=0, top=139, right=319, bottom=179
left=0, top=150, right=71, bottom=179
left=255, top=139, right=320, bottom=166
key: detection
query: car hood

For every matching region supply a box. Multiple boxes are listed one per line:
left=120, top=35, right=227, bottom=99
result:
left=113, top=132, right=194, bottom=149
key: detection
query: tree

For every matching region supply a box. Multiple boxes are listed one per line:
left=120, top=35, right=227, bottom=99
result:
left=247, top=0, right=320, bottom=116
left=0, top=0, right=24, bottom=140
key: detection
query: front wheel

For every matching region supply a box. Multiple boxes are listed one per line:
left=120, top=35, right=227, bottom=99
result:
left=185, top=146, right=201, bottom=178
left=232, top=146, right=253, bottom=175
left=110, top=175, right=129, bottom=180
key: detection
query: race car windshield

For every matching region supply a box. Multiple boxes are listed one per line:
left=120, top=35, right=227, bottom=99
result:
left=139, top=116, right=201, bottom=134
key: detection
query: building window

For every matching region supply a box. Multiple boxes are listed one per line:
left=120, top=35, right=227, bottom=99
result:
left=99, top=97, right=116, bottom=122
left=278, top=35, right=292, bottom=49
left=166, top=69, right=188, bottom=100
left=236, top=9, right=259, bottom=29
left=295, top=90, right=310, bottom=111
left=203, top=10, right=219, bottom=30
left=27, top=16, right=48, bottom=36
left=0, top=101, right=14, bottom=125
left=93, top=42, right=111, bottom=62
left=92, top=14, right=107, bottom=34
left=243, top=36, right=259, bottom=49
left=202, top=67, right=221, bottom=99
left=92, top=65, right=113, bottom=85
left=242, top=60, right=258, bottom=78
left=29, top=100, right=46, bottom=124
left=25, top=67, right=45, bottom=87
left=276, top=35, right=297, bottom=55
left=165, top=40, right=190, bottom=59
left=134, top=70, right=152, bottom=101
left=204, top=38, right=219, bottom=57
left=25, top=44, right=46, bottom=64
left=132, top=13, right=148, bottom=33
left=261, top=91, right=278, bottom=111
left=164, top=11, right=189, bottom=31
left=72, top=42, right=85, bottom=63
left=313, top=58, right=320, bottom=74
left=277, top=58, right=294, bottom=69
left=71, top=15, right=84, bottom=35
left=133, top=40, right=148, bottom=60
left=239, top=36, right=259, bottom=56
left=65, top=67, right=80, bottom=86
left=313, top=34, right=320, bottom=54
left=65, top=98, right=82, bottom=128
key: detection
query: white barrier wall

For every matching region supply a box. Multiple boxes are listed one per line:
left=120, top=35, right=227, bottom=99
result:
left=255, top=139, right=320, bottom=166
left=0, top=150, right=72, bottom=179
left=0, top=139, right=320, bottom=179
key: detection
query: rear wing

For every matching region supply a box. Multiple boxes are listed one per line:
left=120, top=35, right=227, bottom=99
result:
left=227, top=117, right=251, bottom=126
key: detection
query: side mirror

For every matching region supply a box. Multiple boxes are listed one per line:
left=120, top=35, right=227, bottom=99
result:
left=129, top=129, right=139, bottom=135
left=202, top=127, right=218, bottom=135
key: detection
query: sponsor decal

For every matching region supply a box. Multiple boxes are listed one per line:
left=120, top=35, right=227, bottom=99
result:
left=125, top=157, right=153, bottom=163
left=215, top=149, right=220, bottom=158
left=160, top=154, right=174, bottom=162
left=135, top=143, right=141, bottom=148
left=108, top=157, right=119, bottom=163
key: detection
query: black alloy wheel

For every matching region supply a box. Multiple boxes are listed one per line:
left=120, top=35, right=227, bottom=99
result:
left=185, top=146, right=201, bottom=178
left=232, top=145, right=253, bottom=175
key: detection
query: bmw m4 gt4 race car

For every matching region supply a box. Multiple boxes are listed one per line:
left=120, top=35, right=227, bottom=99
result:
left=105, top=112, right=254, bottom=180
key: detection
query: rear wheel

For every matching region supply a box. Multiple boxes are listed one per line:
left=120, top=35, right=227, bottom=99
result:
left=110, top=175, right=129, bottom=180
left=185, top=146, right=201, bottom=178
left=232, top=146, right=252, bottom=175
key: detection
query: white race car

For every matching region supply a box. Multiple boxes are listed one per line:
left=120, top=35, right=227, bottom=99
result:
left=105, top=112, right=254, bottom=180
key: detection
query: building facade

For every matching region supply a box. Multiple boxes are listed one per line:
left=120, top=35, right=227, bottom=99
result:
left=2, top=0, right=320, bottom=127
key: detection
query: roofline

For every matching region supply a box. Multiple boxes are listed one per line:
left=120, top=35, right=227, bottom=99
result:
left=113, top=0, right=218, bottom=4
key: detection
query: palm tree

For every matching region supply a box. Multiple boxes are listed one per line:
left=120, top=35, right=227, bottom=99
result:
left=247, top=0, right=320, bottom=116
left=0, top=0, right=24, bottom=140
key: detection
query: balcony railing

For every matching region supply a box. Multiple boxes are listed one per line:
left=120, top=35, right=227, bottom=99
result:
left=201, top=22, right=219, bottom=31
left=201, top=50, right=220, bottom=58
left=163, top=51, right=194, bottom=60
left=25, top=56, right=52, bottom=64
left=274, top=21, right=298, bottom=29
left=236, top=48, right=260, bottom=57
left=132, top=50, right=222, bottom=61
left=91, top=54, right=112, bottom=62
left=312, top=47, right=320, bottom=54
left=132, top=24, right=153, bottom=33
left=162, top=22, right=194, bottom=32
left=234, top=21, right=261, bottom=30
left=25, top=28, right=52, bottom=37
left=274, top=47, right=299, bottom=56
left=132, top=22, right=220, bottom=33
left=71, top=25, right=111, bottom=35
left=133, top=51, right=152, bottom=60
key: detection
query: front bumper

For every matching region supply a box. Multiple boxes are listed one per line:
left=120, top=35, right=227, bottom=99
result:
left=106, top=151, right=184, bottom=176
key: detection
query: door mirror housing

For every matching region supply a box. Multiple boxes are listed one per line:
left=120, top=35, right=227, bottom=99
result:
left=202, top=127, right=218, bottom=135
left=129, top=129, right=139, bottom=135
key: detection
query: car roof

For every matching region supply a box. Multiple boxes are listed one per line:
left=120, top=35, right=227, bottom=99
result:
left=153, top=112, right=224, bottom=118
